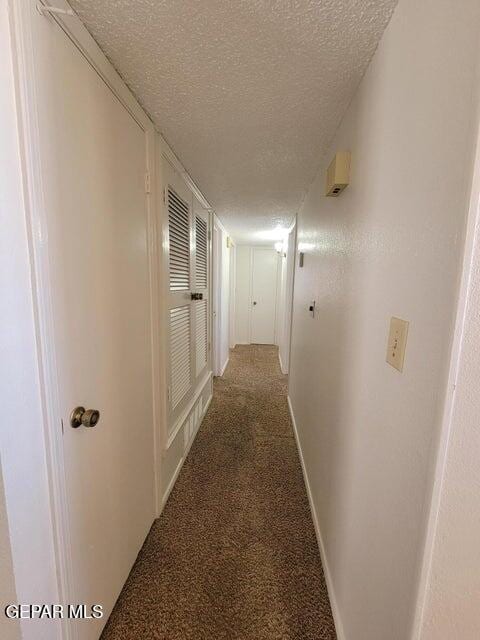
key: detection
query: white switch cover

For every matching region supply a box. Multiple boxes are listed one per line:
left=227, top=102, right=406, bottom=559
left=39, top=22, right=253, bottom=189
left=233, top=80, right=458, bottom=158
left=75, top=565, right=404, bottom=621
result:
left=386, top=317, right=409, bottom=372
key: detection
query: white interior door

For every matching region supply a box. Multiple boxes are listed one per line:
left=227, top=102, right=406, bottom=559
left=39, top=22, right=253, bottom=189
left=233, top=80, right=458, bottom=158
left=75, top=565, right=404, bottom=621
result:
left=164, top=162, right=194, bottom=427
left=31, top=10, right=155, bottom=639
left=164, top=160, right=211, bottom=429
left=251, top=248, right=279, bottom=344
left=193, top=198, right=210, bottom=383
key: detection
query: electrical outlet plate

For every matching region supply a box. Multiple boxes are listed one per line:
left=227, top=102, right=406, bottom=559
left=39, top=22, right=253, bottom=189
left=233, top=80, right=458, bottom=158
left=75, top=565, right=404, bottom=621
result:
left=386, top=317, right=409, bottom=372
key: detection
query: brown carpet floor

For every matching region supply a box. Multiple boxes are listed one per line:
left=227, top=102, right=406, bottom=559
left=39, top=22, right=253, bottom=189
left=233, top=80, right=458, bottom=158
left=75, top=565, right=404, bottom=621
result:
left=101, top=344, right=336, bottom=640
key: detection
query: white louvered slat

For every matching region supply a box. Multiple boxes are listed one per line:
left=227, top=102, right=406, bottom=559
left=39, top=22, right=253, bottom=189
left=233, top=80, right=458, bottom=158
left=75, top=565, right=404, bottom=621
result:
left=195, top=300, right=208, bottom=376
left=195, top=215, right=208, bottom=289
left=170, top=306, right=191, bottom=408
left=165, top=165, right=212, bottom=429
left=168, top=187, right=190, bottom=291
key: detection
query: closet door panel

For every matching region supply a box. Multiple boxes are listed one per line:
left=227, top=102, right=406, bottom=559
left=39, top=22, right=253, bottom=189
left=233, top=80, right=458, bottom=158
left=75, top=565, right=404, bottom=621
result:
left=192, top=199, right=210, bottom=382
left=164, top=161, right=194, bottom=430
left=164, top=162, right=211, bottom=432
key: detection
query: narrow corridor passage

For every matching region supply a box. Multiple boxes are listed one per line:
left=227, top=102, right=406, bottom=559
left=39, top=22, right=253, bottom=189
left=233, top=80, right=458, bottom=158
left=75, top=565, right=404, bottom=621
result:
left=101, top=345, right=336, bottom=640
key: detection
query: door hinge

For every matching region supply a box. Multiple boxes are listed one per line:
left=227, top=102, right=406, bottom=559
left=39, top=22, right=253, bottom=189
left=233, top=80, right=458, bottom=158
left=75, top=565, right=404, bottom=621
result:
left=61, top=418, right=64, bottom=435
left=208, top=341, right=211, bottom=352
left=208, top=229, right=211, bottom=241
left=167, top=386, right=171, bottom=402
left=144, top=172, right=151, bottom=194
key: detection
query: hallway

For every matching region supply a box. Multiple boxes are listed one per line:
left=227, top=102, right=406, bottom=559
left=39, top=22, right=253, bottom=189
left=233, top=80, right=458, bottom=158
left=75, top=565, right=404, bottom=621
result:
left=101, top=346, right=336, bottom=640
left=5, top=2, right=480, bottom=639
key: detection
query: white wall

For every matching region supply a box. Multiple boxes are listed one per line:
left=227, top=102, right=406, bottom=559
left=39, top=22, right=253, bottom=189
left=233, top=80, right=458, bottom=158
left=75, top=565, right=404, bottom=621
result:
left=276, top=225, right=296, bottom=374
left=416, top=115, right=480, bottom=640
left=0, top=465, right=20, bottom=640
left=288, top=1, right=480, bottom=639
left=0, top=17, right=20, bottom=637
left=275, top=250, right=286, bottom=349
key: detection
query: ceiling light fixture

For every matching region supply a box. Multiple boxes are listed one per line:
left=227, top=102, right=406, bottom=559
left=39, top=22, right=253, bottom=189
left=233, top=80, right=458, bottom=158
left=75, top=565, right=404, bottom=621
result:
left=255, top=226, right=288, bottom=242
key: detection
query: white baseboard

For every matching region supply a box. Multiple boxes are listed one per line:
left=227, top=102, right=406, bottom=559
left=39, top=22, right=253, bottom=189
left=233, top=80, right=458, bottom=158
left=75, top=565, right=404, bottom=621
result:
left=287, top=395, right=346, bottom=640
left=220, top=357, right=229, bottom=376
left=161, top=383, right=213, bottom=508
left=278, top=350, right=289, bottom=374
left=161, top=457, right=183, bottom=509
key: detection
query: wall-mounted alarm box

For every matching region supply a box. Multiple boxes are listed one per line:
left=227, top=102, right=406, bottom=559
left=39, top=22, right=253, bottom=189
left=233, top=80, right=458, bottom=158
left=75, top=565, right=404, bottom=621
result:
left=325, top=151, right=351, bottom=197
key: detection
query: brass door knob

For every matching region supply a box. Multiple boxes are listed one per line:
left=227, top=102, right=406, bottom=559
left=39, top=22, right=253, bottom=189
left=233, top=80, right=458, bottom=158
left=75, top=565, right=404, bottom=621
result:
left=70, top=406, right=101, bottom=429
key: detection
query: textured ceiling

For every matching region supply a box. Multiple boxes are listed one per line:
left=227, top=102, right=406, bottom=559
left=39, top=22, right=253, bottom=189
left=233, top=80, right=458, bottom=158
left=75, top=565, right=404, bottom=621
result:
left=69, top=0, right=397, bottom=244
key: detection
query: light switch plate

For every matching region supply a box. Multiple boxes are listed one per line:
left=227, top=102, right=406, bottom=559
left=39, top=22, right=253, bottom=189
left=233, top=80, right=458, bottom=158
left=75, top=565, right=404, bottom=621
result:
left=386, top=317, right=409, bottom=372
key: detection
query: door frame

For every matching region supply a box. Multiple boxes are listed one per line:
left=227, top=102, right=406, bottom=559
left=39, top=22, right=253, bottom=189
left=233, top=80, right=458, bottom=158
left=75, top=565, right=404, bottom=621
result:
left=229, top=242, right=236, bottom=349
left=409, top=87, right=480, bottom=639
left=7, top=3, right=160, bottom=638
left=212, top=221, right=222, bottom=375
left=281, top=220, right=297, bottom=374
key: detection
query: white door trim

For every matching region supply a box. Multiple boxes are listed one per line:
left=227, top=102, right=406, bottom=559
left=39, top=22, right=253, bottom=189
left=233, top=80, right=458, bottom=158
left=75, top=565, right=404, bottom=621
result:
left=208, top=211, right=214, bottom=370
left=212, top=222, right=222, bottom=375
left=159, top=137, right=212, bottom=211
left=248, top=247, right=254, bottom=344
left=409, top=87, right=480, bottom=639
left=273, top=252, right=281, bottom=345
left=283, top=220, right=297, bottom=374
left=229, top=243, right=236, bottom=349
left=8, top=3, right=159, bottom=638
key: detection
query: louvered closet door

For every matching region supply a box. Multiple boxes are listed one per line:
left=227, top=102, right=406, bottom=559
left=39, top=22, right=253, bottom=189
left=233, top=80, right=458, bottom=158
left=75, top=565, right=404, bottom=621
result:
left=164, top=161, right=211, bottom=432
left=165, top=160, right=194, bottom=429
left=193, top=198, right=210, bottom=382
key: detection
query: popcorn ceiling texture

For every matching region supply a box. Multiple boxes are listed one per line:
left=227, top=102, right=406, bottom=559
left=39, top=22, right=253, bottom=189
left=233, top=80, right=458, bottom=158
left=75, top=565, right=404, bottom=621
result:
left=70, top=0, right=397, bottom=243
